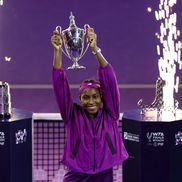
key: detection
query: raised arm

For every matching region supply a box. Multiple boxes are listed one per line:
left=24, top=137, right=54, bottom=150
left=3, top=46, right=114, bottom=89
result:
left=51, top=30, right=62, bottom=69
left=87, top=28, right=120, bottom=119
left=98, top=65, right=120, bottom=120
left=87, top=28, right=108, bottom=67
left=51, top=30, right=73, bottom=123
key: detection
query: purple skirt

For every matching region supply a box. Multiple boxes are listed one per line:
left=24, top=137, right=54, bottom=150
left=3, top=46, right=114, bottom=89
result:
left=63, top=168, right=113, bottom=182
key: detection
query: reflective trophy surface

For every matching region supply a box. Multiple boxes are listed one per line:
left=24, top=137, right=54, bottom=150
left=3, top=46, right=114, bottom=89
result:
left=56, top=12, right=89, bottom=69
left=0, top=81, right=11, bottom=118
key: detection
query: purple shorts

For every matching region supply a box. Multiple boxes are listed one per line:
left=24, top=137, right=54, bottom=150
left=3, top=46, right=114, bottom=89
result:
left=63, top=168, right=113, bottom=182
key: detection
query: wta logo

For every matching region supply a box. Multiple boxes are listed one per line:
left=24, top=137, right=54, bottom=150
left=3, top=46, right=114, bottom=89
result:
left=146, top=132, right=164, bottom=147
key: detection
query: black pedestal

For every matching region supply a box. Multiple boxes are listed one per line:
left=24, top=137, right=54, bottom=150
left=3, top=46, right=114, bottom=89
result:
left=122, top=109, right=182, bottom=182
left=0, top=108, right=33, bottom=182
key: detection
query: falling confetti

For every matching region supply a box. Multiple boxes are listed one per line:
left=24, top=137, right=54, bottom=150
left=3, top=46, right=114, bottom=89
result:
left=0, top=0, right=3, bottom=6
left=147, top=7, right=152, bottom=12
left=155, top=0, right=182, bottom=120
left=138, top=0, right=182, bottom=121
left=4, top=56, right=11, bottom=62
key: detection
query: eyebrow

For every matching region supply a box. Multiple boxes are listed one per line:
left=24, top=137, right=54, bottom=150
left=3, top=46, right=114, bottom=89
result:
left=82, top=93, right=100, bottom=97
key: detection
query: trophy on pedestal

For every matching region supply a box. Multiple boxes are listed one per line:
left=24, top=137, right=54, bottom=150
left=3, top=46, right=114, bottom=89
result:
left=0, top=81, right=11, bottom=118
left=56, top=12, right=90, bottom=69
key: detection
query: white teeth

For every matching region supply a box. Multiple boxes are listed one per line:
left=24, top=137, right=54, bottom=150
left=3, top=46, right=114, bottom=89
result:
left=88, top=106, right=96, bottom=109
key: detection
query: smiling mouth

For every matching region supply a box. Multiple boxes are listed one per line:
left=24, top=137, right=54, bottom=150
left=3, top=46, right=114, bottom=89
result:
left=87, top=105, right=97, bottom=110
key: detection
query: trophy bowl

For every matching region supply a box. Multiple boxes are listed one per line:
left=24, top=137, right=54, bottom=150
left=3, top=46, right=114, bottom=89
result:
left=56, top=12, right=89, bottom=70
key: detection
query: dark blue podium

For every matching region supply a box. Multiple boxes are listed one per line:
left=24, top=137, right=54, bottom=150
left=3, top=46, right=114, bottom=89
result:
left=122, top=109, right=182, bottom=182
left=0, top=108, right=33, bottom=182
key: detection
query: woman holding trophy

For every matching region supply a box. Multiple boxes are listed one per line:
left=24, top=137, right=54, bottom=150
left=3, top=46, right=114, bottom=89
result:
left=51, top=27, right=128, bottom=181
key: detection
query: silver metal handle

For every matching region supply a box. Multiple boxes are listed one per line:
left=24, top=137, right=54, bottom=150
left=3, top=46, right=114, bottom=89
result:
left=55, top=26, right=71, bottom=59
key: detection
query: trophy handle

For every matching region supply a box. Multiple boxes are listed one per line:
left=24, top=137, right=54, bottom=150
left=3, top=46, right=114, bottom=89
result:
left=55, top=26, right=71, bottom=59
left=79, top=24, right=90, bottom=59
left=84, top=24, right=90, bottom=31
left=55, top=26, right=62, bottom=34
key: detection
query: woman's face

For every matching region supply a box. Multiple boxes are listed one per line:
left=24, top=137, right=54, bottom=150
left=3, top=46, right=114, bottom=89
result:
left=80, top=88, right=102, bottom=117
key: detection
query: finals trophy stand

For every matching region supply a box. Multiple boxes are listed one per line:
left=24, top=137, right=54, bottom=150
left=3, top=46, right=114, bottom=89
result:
left=122, top=1, right=182, bottom=182
left=122, top=109, right=182, bottom=182
left=0, top=82, right=33, bottom=182
left=122, top=78, right=182, bottom=182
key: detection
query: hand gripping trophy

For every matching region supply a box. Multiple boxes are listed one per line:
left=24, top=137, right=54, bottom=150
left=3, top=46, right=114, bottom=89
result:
left=56, top=12, right=90, bottom=69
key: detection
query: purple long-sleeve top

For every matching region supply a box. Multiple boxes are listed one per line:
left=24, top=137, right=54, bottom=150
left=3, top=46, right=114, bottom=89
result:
left=52, top=64, right=128, bottom=174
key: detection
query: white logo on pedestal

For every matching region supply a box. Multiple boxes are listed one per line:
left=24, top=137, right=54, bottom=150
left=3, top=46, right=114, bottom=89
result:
left=15, top=129, right=27, bottom=144
left=0, top=132, right=5, bottom=145
left=123, top=132, right=140, bottom=142
left=146, top=132, right=164, bottom=147
left=175, top=131, right=182, bottom=146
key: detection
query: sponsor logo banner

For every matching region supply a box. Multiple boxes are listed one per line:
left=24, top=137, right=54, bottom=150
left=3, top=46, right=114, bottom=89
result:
left=123, top=132, right=140, bottom=142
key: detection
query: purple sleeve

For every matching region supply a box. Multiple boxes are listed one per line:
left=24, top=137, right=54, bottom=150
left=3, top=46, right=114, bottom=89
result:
left=52, top=67, right=73, bottom=123
left=98, top=64, right=120, bottom=120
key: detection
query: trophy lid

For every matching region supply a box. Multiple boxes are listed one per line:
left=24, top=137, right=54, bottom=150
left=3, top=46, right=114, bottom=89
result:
left=69, top=12, right=77, bottom=29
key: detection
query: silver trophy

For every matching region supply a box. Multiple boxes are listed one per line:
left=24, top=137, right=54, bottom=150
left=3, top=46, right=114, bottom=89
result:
left=56, top=12, right=89, bottom=69
left=0, top=81, right=11, bottom=118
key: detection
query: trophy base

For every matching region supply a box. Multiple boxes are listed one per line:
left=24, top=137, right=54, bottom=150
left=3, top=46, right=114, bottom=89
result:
left=67, top=63, right=86, bottom=70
